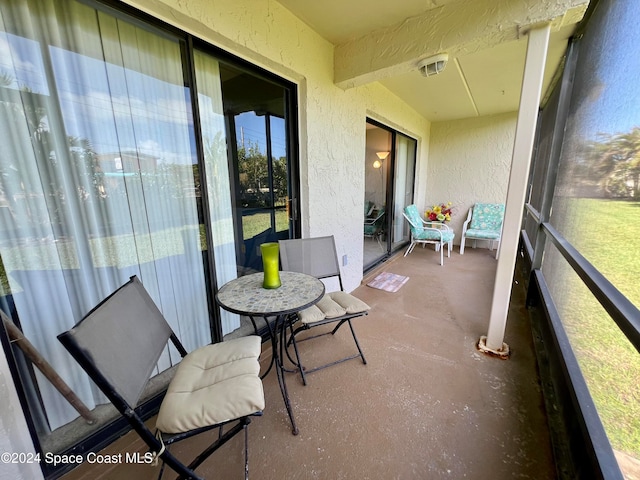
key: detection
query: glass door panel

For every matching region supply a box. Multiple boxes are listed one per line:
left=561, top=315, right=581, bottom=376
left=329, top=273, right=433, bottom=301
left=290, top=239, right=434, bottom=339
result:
left=364, top=120, right=417, bottom=270
left=364, top=123, right=391, bottom=269
left=219, top=64, right=294, bottom=276
left=391, top=134, right=417, bottom=251
left=270, top=115, right=290, bottom=237
left=235, top=110, right=273, bottom=274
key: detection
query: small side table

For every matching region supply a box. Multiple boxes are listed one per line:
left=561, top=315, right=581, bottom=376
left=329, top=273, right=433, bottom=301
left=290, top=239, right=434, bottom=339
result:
left=215, top=271, right=325, bottom=435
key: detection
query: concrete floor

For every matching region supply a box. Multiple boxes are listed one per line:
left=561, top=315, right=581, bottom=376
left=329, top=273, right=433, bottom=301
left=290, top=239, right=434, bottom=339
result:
left=62, top=246, right=555, bottom=480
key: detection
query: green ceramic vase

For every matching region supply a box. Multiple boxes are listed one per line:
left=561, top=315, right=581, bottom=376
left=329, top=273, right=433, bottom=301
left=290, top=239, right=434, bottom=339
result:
left=260, top=242, right=281, bottom=289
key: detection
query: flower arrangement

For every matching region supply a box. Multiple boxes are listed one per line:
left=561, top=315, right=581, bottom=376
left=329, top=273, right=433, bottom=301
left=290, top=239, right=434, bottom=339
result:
left=425, top=202, right=452, bottom=222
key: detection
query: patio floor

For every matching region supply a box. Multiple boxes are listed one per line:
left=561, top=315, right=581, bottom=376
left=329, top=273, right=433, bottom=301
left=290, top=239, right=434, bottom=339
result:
left=61, top=245, right=555, bottom=480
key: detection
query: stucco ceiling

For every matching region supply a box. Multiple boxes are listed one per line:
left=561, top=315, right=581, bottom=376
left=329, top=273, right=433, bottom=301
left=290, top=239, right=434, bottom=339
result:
left=276, top=0, right=590, bottom=122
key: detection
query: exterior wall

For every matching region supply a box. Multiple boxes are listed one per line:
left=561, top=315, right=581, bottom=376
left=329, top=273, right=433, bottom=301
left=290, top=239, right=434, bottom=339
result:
left=126, top=0, right=431, bottom=291
left=426, top=112, right=517, bottom=244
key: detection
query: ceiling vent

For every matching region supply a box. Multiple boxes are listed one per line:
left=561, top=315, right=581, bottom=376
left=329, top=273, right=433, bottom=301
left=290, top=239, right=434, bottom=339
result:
left=417, top=53, right=449, bottom=77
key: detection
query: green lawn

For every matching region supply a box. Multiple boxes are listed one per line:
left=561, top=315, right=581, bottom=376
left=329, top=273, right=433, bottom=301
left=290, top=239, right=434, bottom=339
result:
left=0, top=212, right=285, bottom=293
left=242, top=210, right=289, bottom=239
left=549, top=198, right=640, bottom=457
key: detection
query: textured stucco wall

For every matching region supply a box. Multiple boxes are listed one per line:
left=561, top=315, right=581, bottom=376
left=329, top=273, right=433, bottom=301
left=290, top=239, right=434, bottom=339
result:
left=126, top=0, right=430, bottom=290
left=426, top=113, right=517, bottom=245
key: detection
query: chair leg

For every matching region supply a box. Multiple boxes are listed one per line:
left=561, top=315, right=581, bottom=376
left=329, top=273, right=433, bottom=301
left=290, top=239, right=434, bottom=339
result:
left=460, top=236, right=466, bottom=255
left=160, top=444, right=203, bottom=480
left=439, top=242, right=444, bottom=265
left=289, top=316, right=367, bottom=381
left=158, top=446, right=201, bottom=480
left=331, top=319, right=366, bottom=365
left=375, top=232, right=383, bottom=249
left=404, top=241, right=416, bottom=257
left=286, top=324, right=308, bottom=386
left=133, top=423, right=203, bottom=480
left=183, top=419, right=249, bottom=475
left=347, top=320, right=367, bottom=365
left=244, top=421, right=249, bottom=480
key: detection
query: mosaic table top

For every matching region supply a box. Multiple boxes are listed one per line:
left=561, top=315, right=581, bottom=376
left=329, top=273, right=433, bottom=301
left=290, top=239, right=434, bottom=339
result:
left=216, top=271, right=325, bottom=316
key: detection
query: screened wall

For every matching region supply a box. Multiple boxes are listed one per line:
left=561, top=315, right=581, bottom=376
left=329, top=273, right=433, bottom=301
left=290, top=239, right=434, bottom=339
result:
left=524, top=0, right=640, bottom=478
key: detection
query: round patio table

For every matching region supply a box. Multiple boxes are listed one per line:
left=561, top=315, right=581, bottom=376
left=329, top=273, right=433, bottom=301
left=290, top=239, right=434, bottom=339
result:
left=216, top=271, right=325, bottom=435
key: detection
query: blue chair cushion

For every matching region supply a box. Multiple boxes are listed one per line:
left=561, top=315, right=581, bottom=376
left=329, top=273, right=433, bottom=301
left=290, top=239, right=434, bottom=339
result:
left=363, top=224, right=377, bottom=235
left=404, top=205, right=424, bottom=232
left=464, top=228, right=500, bottom=240
left=469, top=203, right=504, bottom=231
left=413, top=229, right=455, bottom=243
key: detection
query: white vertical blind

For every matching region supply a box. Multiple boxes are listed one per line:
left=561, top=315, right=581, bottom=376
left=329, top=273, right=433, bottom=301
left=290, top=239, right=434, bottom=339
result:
left=194, top=50, right=240, bottom=335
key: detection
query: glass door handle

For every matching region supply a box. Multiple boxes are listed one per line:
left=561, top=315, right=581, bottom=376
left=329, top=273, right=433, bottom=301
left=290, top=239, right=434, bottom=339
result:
left=288, top=198, right=298, bottom=221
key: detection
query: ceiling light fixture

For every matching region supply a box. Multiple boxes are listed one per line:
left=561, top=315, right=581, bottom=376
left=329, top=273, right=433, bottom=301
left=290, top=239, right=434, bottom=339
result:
left=417, top=53, right=449, bottom=77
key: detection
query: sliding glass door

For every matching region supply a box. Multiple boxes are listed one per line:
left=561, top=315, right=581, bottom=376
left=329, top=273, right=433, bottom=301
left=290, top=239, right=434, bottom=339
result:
left=364, top=119, right=416, bottom=269
left=0, top=0, right=299, bottom=469
left=364, top=122, right=392, bottom=268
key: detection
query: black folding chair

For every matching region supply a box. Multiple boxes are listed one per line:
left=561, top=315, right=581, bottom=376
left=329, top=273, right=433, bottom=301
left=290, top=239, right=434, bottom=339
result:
left=279, top=236, right=370, bottom=385
left=58, top=276, right=265, bottom=480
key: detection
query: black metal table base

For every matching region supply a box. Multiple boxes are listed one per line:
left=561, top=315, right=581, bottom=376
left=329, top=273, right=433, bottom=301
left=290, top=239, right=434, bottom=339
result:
left=250, top=314, right=300, bottom=435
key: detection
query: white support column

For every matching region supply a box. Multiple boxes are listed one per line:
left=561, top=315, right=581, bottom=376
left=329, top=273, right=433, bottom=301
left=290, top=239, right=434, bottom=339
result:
left=478, top=24, right=551, bottom=357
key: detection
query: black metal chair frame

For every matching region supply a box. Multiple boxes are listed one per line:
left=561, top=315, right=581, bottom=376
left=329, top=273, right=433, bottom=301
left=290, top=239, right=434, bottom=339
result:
left=58, top=276, right=262, bottom=480
left=279, top=236, right=368, bottom=385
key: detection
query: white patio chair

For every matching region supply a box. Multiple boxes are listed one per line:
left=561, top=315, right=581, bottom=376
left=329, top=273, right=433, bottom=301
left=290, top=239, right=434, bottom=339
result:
left=460, top=203, right=505, bottom=259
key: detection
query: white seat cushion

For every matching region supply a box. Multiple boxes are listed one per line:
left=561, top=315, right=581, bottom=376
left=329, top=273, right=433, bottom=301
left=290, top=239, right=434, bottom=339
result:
left=297, top=304, right=327, bottom=323
left=156, top=335, right=265, bottom=434
left=297, top=292, right=370, bottom=325
left=327, top=291, right=370, bottom=315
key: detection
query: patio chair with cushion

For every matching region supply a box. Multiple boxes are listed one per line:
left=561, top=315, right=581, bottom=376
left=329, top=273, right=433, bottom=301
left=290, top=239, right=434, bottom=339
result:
left=279, top=235, right=370, bottom=386
left=364, top=200, right=375, bottom=217
left=58, top=275, right=265, bottom=480
left=460, top=203, right=505, bottom=259
left=364, top=206, right=386, bottom=248
left=402, top=204, right=455, bottom=265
